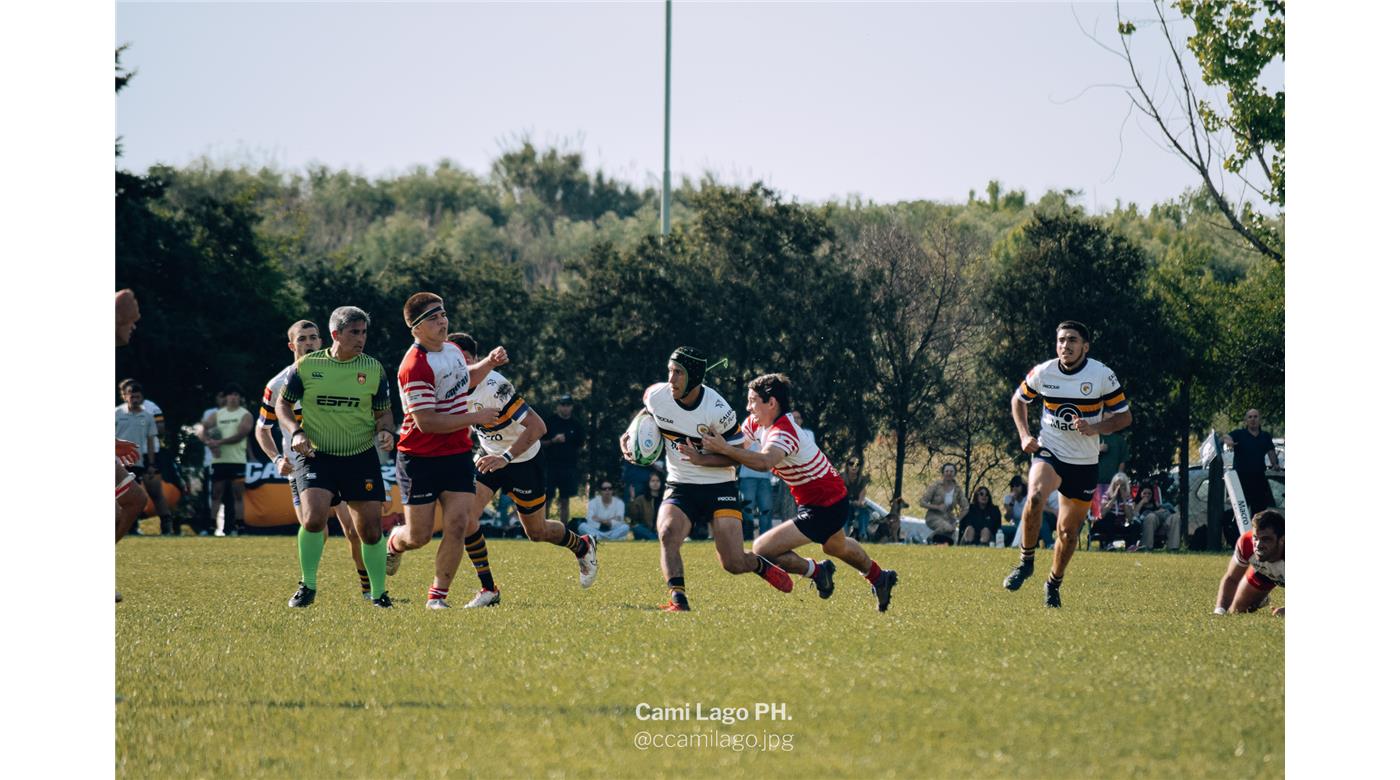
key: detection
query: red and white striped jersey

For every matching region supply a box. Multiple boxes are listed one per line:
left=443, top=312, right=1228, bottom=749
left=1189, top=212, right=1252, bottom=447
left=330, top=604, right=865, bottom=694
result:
left=740, top=413, right=846, bottom=507
left=396, top=342, right=474, bottom=457
left=1234, top=530, right=1285, bottom=590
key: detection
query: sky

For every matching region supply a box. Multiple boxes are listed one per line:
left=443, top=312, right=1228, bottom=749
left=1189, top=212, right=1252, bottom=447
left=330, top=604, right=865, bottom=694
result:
left=114, top=1, right=1281, bottom=211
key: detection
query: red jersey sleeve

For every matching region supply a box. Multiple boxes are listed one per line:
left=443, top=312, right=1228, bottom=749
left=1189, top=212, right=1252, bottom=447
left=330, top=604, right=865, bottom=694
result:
left=398, top=350, right=438, bottom=415
left=1233, top=530, right=1255, bottom=568
left=764, top=415, right=800, bottom=456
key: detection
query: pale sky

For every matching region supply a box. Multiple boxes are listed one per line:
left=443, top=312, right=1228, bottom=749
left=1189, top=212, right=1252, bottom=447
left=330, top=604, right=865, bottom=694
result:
left=114, top=1, right=1281, bottom=211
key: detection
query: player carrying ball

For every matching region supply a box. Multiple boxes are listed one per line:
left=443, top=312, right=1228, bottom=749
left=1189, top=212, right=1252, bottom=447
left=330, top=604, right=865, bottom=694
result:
left=697, top=373, right=898, bottom=611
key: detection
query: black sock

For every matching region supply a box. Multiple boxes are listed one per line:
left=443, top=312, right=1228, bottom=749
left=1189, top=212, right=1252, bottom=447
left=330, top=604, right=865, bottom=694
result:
left=667, top=576, right=687, bottom=604
left=557, top=529, right=588, bottom=557
left=464, top=530, right=496, bottom=591
left=1047, top=572, right=1063, bottom=587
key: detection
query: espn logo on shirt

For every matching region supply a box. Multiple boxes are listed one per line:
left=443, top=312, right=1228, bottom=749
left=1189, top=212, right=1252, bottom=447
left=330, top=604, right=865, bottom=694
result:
left=316, top=395, right=362, bottom=407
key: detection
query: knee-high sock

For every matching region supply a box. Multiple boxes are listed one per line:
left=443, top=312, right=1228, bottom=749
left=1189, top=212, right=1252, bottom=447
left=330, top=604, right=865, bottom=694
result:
left=361, top=537, right=388, bottom=599
left=298, top=526, right=326, bottom=590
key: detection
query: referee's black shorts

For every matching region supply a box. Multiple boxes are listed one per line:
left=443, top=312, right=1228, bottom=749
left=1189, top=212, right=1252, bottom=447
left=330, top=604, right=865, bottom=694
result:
left=296, top=448, right=386, bottom=503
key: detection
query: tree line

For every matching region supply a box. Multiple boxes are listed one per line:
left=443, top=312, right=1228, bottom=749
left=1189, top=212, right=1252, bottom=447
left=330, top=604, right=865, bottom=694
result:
left=115, top=51, right=1282, bottom=511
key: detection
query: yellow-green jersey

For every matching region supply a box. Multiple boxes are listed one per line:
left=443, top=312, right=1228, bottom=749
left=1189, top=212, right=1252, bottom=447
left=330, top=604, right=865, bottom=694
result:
left=281, top=349, right=392, bottom=456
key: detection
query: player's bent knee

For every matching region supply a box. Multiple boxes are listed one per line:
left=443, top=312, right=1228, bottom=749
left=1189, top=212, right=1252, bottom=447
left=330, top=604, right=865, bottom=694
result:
left=821, top=536, right=847, bottom=556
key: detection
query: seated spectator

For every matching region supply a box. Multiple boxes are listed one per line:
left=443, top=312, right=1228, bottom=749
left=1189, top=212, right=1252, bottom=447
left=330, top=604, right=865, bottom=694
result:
left=920, top=463, right=967, bottom=546
left=579, top=481, right=630, bottom=541
left=627, top=473, right=663, bottom=541
left=1000, top=475, right=1028, bottom=547
left=959, top=486, right=1002, bottom=545
left=1091, top=472, right=1140, bottom=550
left=1136, top=481, right=1179, bottom=551
left=841, top=457, right=872, bottom=541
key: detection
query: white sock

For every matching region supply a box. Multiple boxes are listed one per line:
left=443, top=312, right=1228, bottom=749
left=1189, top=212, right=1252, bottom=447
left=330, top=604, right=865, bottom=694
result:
left=804, top=558, right=816, bottom=578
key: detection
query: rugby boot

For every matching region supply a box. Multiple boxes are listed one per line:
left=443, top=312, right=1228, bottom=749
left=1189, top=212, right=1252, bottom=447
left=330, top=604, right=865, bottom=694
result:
left=1003, top=558, right=1034, bottom=591
left=578, top=535, right=599, bottom=588
left=871, top=569, right=898, bottom=612
left=812, top=560, right=837, bottom=599
left=288, top=583, right=316, bottom=608
left=464, top=588, right=501, bottom=608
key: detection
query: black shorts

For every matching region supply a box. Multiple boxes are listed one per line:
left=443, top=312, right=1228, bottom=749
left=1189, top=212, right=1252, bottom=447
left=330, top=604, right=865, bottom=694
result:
left=475, top=456, right=547, bottom=514
left=794, top=500, right=848, bottom=543
left=287, top=452, right=342, bottom=510
left=395, top=451, right=476, bottom=506
left=1034, top=450, right=1097, bottom=503
left=210, top=463, right=246, bottom=481
left=296, top=448, right=386, bottom=503
left=663, top=481, right=742, bottom=525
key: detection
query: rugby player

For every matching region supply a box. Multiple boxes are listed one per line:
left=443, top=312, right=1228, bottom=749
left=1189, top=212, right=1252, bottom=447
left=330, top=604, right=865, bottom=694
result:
left=383, top=293, right=530, bottom=609
left=697, top=373, right=898, bottom=611
left=115, top=290, right=149, bottom=602
left=1002, top=321, right=1132, bottom=608
left=256, top=319, right=371, bottom=599
left=276, top=306, right=397, bottom=608
left=622, top=347, right=793, bottom=612
left=1214, top=509, right=1284, bottom=616
left=444, top=332, right=598, bottom=608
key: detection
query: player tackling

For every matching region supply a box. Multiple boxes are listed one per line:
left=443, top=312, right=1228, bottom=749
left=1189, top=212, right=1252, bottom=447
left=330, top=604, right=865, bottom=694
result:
left=1002, top=321, right=1132, bottom=608
left=623, top=347, right=793, bottom=612
left=697, top=373, right=898, bottom=611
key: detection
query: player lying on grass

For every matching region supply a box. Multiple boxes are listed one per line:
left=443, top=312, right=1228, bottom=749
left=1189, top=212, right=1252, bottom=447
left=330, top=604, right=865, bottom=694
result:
left=621, top=346, right=793, bottom=612
left=1214, top=509, right=1284, bottom=616
left=693, top=373, right=898, bottom=612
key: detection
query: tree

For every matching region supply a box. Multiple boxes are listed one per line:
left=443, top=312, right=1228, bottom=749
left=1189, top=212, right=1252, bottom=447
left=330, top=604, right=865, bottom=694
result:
left=854, top=217, right=979, bottom=508
left=1115, top=0, right=1284, bottom=261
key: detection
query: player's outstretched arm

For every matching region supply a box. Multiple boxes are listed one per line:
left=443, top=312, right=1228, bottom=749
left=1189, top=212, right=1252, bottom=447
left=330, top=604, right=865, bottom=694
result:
left=465, top=346, right=509, bottom=389
left=1010, top=395, right=1038, bottom=454
left=1214, top=557, right=1249, bottom=614
left=696, top=430, right=783, bottom=471
left=677, top=439, right=739, bottom=468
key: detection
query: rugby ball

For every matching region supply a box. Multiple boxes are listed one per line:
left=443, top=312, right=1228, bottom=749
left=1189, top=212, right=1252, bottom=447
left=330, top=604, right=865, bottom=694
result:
left=625, top=410, right=664, bottom=466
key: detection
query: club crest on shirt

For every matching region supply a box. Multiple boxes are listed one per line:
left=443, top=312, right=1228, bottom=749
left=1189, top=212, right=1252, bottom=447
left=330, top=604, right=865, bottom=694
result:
left=697, top=424, right=712, bottom=437
left=1080, top=382, right=1093, bottom=395
left=357, top=372, right=367, bottom=385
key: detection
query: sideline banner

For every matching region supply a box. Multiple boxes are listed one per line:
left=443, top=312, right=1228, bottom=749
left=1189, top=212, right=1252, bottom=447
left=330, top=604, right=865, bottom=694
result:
left=239, top=461, right=440, bottom=530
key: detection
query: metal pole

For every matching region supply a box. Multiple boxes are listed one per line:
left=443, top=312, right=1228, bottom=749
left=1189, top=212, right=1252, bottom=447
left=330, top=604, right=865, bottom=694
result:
left=662, top=0, right=672, bottom=236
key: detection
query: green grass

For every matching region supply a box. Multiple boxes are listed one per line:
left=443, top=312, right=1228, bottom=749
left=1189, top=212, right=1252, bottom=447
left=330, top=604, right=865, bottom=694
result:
left=117, top=538, right=1282, bottom=778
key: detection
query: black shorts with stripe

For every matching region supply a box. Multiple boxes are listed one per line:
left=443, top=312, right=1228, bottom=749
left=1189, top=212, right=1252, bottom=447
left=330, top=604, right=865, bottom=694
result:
left=1034, top=449, right=1098, bottom=503
left=663, top=481, right=742, bottom=525
left=297, top=447, right=386, bottom=504
left=475, top=456, right=546, bottom=514
left=794, top=500, right=848, bottom=544
left=395, top=450, right=476, bottom=506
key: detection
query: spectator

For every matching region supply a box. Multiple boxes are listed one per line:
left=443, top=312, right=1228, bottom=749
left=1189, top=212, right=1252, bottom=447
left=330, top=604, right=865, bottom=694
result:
left=194, top=391, right=226, bottom=535
left=115, top=379, right=158, bottom=535
left=919, top=463, right=967, bottom=545
left=1224, top=409, right=1280, bottom=531
left=1091, top=472, right=1139, bottom=550
left=1000, top=475, right=1028, bottom=547
left=738, top=438, right=774, bottom=539
left=201, top=384, right=253, bottom=536
left=1092, top=431, right=1129, bottom=519
left=959, top=486, right=1002, bottom=546
left=1136, top=480, right=1180, bottom=551
left=123, top=382, right=183, bottom=536
left=841, top=457, right=872, bottom=541
left=579, top=480, right=630, bottom=541
left=541, top=394, right=583, bottom=530
left=627, top=472, right=664, bottom=541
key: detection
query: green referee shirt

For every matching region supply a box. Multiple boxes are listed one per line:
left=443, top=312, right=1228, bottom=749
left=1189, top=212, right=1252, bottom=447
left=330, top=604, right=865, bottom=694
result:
left=281, top=349, right=392, bottom=456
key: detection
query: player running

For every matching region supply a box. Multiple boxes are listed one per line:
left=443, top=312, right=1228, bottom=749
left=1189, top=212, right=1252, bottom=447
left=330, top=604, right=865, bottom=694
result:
left=1002, top=321, right=1132, bottom=608
left=255, top=319, right=372, bottom=599
left=1214, top=509, right=1284, bottom=616
left=621, top=347, right=793, bottom=612
left=443, top=332, right=598, bottom=608
left=697, top=373, right=898, bottom=611
left=276, top=306, right=397, bottom=608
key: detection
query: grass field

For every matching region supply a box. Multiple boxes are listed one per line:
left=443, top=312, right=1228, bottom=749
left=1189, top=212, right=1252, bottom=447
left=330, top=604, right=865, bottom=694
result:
left=116, top=536, right=1282, bottom=778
